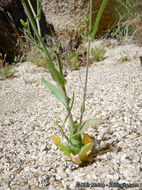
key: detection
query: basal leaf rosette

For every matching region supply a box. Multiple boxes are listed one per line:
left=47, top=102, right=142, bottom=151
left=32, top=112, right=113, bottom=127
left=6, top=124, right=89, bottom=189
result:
left=52, top=133, right=94, bottom=165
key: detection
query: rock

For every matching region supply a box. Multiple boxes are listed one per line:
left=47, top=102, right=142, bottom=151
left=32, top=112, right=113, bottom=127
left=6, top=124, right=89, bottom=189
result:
left=48, top=186, right=55, bottom=190
left=43, top=0, right=118, bottom=39
left=0, top=0, right=54, bottom=63
left=19, top=185, right=30, bottom=190
left=28, top=178, right=39, bottom=187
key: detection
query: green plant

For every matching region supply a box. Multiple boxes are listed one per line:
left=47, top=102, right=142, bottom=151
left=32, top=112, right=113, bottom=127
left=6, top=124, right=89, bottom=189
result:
left=91, top=46, right=106, bottom=62
left=111, top=0, right=142, bottom=39
left=26, top=38, right=58, bottom=68
left=119, top=51, right=131, bottom=63
left=0, top=65, right=16, bottom=79
left=28, top=53, right=46, bottom=67
left=0, top=53, right=16, bottom=79
left=21, top=0, right=107, bottom=165
left=74, top=14, right=90, bottom=43
left=68, top=51, right=81, bottom=70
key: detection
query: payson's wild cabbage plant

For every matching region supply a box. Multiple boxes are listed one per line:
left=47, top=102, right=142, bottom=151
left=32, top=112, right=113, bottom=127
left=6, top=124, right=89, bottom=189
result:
left=21, top=0, right=108, bottom=165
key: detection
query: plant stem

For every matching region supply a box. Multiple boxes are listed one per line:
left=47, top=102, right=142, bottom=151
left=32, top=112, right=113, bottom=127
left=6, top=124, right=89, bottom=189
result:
left=21, top=0, right=50, bottom=60
left=27, top=0, right=41, bottom=36
left=56, top=53, right=75, bottom=133
left=21, top=0, right=75, bottom=132
left=79, top=0, right=93, bottom=128
left=60, top=85, right=75, bottom=133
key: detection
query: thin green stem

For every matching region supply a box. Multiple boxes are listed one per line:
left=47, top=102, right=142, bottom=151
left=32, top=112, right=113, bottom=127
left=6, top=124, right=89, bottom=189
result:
left=59, top=85, right=75, bottom=132
left=61, top=92, right=74, bottom=129
left=21, top=0, right=50, bottom=61
left=27, top=0, right=41, bottom=36
left=36, top=0, right=41, bottom=36
left=57, top=124, right=69, bottom=142
left=79, top=0, right=93, bottom=128
left=57, top=92, right=75, bottom=143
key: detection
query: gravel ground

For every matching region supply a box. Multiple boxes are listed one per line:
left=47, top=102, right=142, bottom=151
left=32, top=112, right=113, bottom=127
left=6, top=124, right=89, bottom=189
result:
left=0, top=40, right=142, bottom=190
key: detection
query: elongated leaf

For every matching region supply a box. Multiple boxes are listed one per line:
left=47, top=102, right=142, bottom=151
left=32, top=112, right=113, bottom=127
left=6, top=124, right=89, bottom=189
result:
left=58, top=144, right=71, bottom=154
left=74, top=120, right=79, bottom=134
left=22, top=20, right=31, bottom=34
left=80, top=118, right=102, bottom=132
left=51, top=136, right=71, bottom=157
left=20, top=19, right=27, bottom=27
left=72, top=118, right=102, bottom=138
left=82, top=133, right=93, bottom=145
left=68, top=124, right=73, bottom=138
left=70, top=138, right=81, bottom=148
left=56, top=54, right=63, bottom=75
left=42, top=79, right=67, bottom=108
left=91, top=0, right=108, bottom=40
left=79, top=143, right=92, bottom=161
left=69, top=144, right=80, bottom=155
left=51, top=136, right=61, bottom=146
left=81, top=102, right=85, bottom=114
left=45, top=58, right=67, bottom=85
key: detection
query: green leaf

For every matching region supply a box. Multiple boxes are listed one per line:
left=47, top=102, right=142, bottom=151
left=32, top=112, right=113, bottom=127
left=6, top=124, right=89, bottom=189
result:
left=56, top=54, right=63, bottom=75
left=80, top=118, right=102, bottom=132
left=51, top=136, right=72, bottom=157
left=74, top=120, right=79, bottom=133
left=42, top=79, right=68, bottom=108
left=52, top=136, right=61, bottom=146
left=20, top=19, right=31, bottom=34
left=45, top=58, right=67, bottom=85
left=70, top=138, right=80, bottom=147
left=81, top=102, right=85, bottom=114
left=58, top=144, right=71, bottom=156
left=69, top=144, right=80, bottom=155
left=79, top=143, right=92, bottom=161
left=35, top=3, right=41, bottom=20
left=91, top=0, right=108, bottom=40
left=20, top=19, right=27, bottom=27
left=72, top=118, right=102, bottom=138
left=82, top=133, right=93, bottom=145
left=54, top=120, right=59, bottom=125
left=68, top=124, right=73, bottom=138
left=26, top=21, right=31, bottom=34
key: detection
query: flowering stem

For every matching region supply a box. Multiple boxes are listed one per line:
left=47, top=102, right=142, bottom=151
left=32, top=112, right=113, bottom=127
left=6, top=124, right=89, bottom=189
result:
left=79, top=0, right=93, bottom=128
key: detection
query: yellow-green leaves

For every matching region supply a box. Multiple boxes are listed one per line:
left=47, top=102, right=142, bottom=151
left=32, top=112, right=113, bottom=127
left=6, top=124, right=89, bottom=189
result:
left=71, top=133, right=94, bottom=164
left=91, top=46, right=106, bottom=62
left=52, top=136, right=61, bottom=146
left=79, top=143, right=92, bottom=161
left=82, top=133, right=93, bottom=145
left=20, top=19, right=31, bottom=34
left=51, top=136, right=72, bottom=157
left=52, top=134, right=93, bottom=164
